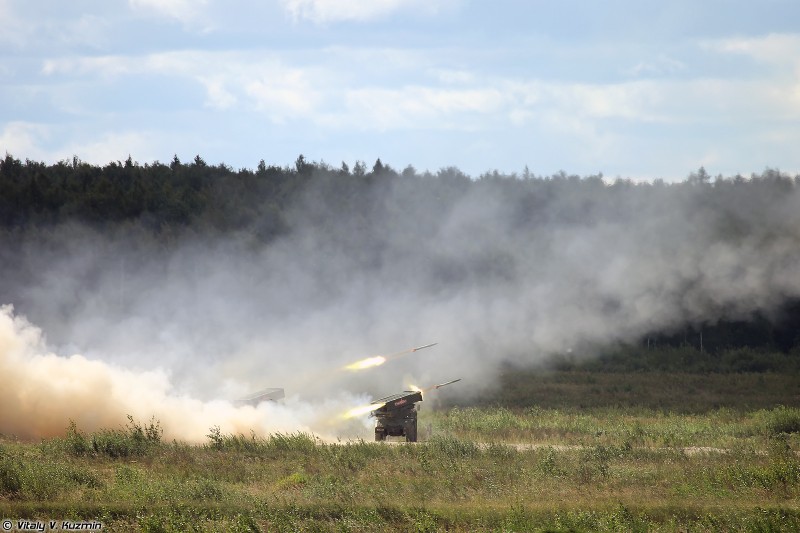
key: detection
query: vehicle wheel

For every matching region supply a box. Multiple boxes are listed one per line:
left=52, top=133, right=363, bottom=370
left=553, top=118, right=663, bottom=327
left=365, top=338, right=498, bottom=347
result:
left=375, top=427, right=386, bottom=441
left=405, top=422, right=417, bottom=442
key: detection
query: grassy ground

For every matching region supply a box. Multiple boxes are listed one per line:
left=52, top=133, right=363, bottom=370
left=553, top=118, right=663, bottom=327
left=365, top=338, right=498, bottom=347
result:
left=478, top=370, right=800, bottom=411
left=425, top=404, right=800, bottom=448
left=1, top=372, right=799, bottom=531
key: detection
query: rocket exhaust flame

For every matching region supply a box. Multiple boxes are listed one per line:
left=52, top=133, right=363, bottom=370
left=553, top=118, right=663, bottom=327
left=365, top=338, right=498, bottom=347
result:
left=344, top=356, right=386, bottom=371
left=342, top=342, right=437, bottom=372
left=408, top=378, right=462, bottom=396
left=342, top=402, right=386, bottom=419
left=341, top=377, right=461, bottom=419
left=338, top=344, right=440, bottom=417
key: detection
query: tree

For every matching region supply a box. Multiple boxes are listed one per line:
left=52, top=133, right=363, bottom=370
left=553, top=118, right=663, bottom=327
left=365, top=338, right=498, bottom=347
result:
left=0, top=154, right=22, bottom=181
left=689, top=166, right=710, bottom=185
left=353, top=160, right=366, bottom=177
left=295, top=154, right=313, bottom=175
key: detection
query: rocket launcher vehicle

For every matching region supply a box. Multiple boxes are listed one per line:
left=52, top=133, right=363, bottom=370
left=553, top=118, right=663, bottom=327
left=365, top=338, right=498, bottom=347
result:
left=370, top=379, right=461, bottom=442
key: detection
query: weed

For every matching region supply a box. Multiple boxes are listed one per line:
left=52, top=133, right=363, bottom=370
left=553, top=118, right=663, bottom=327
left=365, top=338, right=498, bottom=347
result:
left=187, top=478, right=224, bottom=501
left=605, top=503, right=648, bottom=533
left=578, top=445, right=628, bottom=483
left=65, top=420, right=91, bottom=456
left=765, top=406, right=800, bottom=436
left=7, top=405, right=800, bottom=531
left=47, top=417, right=163, bottom=459
left=206, top=425, right=224, bottom=450
left=206, top=429, right=318, bottom=455
left=230, top=513, right=262, bottom=533
left=275, top=471, right=308, bottom=490
left=536, top=446, right=563, bottom=477
left=0, top=450, right=22, bottom=496
left=426, top=434, right=480, bottom=458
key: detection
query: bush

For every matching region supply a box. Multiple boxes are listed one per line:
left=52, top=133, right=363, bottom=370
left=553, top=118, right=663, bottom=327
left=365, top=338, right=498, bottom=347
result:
left=90, top=416, right=162, bottom=458
left=0, top=450, right=22, bottom=496
left=45, top=417, right=163, bottom=459
left=206, top=428, right=319, bottom=455
left=765, top=406, right=800, bottom=436
left=65, top=420, right=91, bottom=456
left=426, top=435, right=480, bottom=458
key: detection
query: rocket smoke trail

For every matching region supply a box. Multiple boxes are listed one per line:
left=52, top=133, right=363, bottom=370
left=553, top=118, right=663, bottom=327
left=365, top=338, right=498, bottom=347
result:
left=343, top=343, right=437, bottom=371
left=275, top=342, right=437, bottom=395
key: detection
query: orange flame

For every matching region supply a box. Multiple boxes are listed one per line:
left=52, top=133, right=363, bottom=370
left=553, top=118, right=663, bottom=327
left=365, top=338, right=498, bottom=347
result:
left=344, top=355, right=386, bottom=371
left=342, top=402, right=385, bottom=419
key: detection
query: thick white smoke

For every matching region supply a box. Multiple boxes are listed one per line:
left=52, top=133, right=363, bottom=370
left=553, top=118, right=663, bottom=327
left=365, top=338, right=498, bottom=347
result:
left=2, top=171, right=800, bottom=439
left=0, top=304, right=373, bottom=441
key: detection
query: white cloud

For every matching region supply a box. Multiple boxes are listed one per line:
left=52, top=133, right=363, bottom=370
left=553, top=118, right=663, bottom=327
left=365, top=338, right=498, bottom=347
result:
left=280, top=0, right=454, bottom=23
left=39, top=50, right=327, bottom=122
left=49, top=47, right=797, bottom=130
left=128, top=0, right=211, bottom=29
left=627, top=55, right=686, bottom=77
left=338, top=79, right=665, bottom=133
left=514, top=74, right=800, bottom=127
left=0, top=122, right=166, bottom=167
left=42, top=55, right=134, bottom=78
left=0, top=122, right=51, bottom=160
left=551, top=81, right=667, bottom=122
left=430, top=69, right=477, bottom=84
left=199, top=76, right=238, bottom=110
left=245, top=70, right=321, bottom=121
left=56, top=131, right=161, bottom=166
left=21, top=31, right=800, bottom=180
left=34, top=43, right=800, bottom=130
left=340, top=86, right=507, bottom=130
left=707, top=33, right=800, bottom=66
left=703, top=34, right=800, bottom=97
left=0, top=0, right=26, bottom=46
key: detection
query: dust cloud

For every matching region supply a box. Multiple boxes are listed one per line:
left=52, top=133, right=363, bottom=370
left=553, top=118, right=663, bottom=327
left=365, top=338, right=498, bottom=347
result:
left=0, top=306, right=372, bottom=441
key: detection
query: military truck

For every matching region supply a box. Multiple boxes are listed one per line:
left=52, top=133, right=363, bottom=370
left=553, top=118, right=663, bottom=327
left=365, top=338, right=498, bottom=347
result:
left=371, top=390, right=423, bottom=442
left=370, top=379, right=460, bottom=442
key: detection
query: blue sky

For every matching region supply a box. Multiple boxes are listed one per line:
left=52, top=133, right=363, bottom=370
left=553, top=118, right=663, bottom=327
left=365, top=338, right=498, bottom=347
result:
left=1, top=0, right=799, bottom=180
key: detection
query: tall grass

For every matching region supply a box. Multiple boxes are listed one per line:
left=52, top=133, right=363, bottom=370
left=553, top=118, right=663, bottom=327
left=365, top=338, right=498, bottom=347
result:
left=1, top=406, right=798, bottom=531
left=480, top=369, right=800, bottom=411
left=764, top=406, right=800, bottom=436
left=427, top=405, right=800, bottom=449
left=43, top=416, right=163, bottom=459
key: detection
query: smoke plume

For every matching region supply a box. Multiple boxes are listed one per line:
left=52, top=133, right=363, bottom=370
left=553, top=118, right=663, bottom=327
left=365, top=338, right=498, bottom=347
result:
left=1, top=169, right=800, bottom=440
left=0, top=304, right=377, bottom=441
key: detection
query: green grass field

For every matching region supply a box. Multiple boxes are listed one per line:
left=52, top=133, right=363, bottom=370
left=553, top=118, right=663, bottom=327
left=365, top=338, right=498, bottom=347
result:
left=1, top=372, right=799, bottom=532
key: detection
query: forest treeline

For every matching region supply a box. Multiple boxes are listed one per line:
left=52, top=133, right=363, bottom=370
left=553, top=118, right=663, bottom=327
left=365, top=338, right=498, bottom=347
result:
left=2, top=152, right=800, bottom=369
left=0, top=153, right=468, bottom=237
left=2, top=152, right=798, bottom=238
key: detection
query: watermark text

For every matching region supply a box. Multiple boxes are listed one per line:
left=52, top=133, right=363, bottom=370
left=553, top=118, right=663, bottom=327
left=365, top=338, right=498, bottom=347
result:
left=2, top=520, right=103, bottom=531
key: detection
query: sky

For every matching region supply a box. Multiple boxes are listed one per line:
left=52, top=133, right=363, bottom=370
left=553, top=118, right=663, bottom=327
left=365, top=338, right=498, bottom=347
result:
left=1, top=0, right=799, bottom=181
